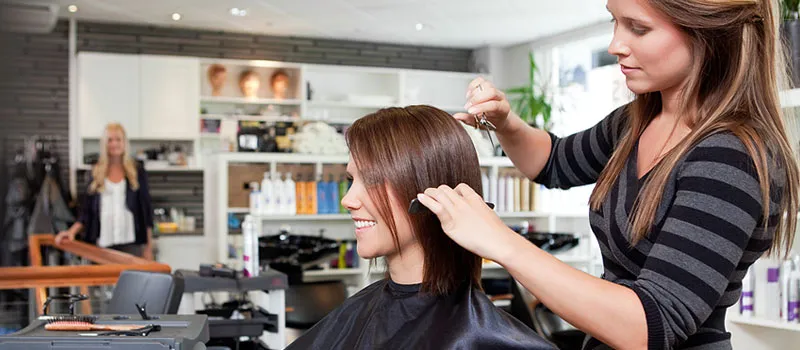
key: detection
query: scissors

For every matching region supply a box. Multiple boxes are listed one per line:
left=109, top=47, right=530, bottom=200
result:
left=473, top=84, right=497, bottom=151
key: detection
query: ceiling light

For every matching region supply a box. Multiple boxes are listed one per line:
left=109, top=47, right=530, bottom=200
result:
left=230, top=8, right=248, bottom=17
left=67, top=5, right=78, bottom=13
left=415, top=23, right=424, bottom=31
left=171, top=13, right=181, bottom=21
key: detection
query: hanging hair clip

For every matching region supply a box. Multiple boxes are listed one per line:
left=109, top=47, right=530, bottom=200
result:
left=749, top=15, right=763, bottom=23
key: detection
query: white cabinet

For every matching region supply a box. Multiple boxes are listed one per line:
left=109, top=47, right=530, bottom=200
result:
left=78, top=52, right=140, bottom=138
left=140, top=55, right=200, bottom=140
left=78, top=53, right=200, bottom=140
left=401, top=70, right=485, bottom=112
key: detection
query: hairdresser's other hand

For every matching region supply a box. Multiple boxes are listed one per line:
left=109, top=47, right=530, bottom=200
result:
left=416, top=183, right=521, bottom=261
left=453, top=77, right=513, bottom=132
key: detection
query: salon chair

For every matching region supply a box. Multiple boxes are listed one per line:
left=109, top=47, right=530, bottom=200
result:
left=107, top=270, right=185, bottom=315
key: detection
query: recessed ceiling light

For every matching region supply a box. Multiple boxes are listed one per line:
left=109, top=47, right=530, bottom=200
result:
left=415, top=23, right=424, bottom=31
left=171, top=13, right=182, bottom=21
left=230, top=8, right=248, bottom=17
left=67, top=5, right=78, bottom=13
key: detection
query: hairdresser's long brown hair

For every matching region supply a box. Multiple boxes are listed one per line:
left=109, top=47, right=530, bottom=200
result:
left=346, top=105, right=483, bottom=296
left=590, top=0, right=799, bottom=256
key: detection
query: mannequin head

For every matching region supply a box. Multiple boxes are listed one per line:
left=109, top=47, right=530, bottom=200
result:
left=270, top=70, right=291, bottom=100
left=239, top=70, right=261, bottom=98
left=207, top=64, right=227, bottom=96
left=341, top=105, right=483, bottom=295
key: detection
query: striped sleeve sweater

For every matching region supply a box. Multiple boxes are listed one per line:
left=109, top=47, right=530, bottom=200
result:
left=534, top=105, right=784, bottom=350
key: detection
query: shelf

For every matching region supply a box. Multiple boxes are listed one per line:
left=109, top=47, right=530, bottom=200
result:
left=155, top=229, right=204, bottom=237
left=216, top=152, right=517, bottom=168
left=201, top=96, right=303, bottom=105
left=728, top=315, right=800, bottom=332
left=304, top=117, right=356, bottom=125
left=201, top=114, right=301, bottom=122
left=304, top=268, right=364, bottom=277
left=554, top=255, right=594, bottom=264
left=479, top=157, right=514, bottom=167
left=228, top=207, right=250, bottom=214
left=780, top=88, right=800, bottom=108
left=78, top=164, right=203, bottom=172
left=307, top=100, right=394, bottom=109
left=482, top=262, right=505, bottom=270
left=200, top=132, right=221, bottom=139
left=218, top=152, right=349, bottom=164
left=254, top=214, right=351, bottom=221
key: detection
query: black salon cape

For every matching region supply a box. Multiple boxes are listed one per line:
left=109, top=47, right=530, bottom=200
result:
left=286, top=278, right=556, bottom=350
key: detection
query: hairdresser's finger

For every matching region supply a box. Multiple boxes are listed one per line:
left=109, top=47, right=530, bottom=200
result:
left=467, top=100, right=503, bottom=116
left=465, top=88, right=501, bottom=111
left=452, top=112, right=478, bottom=128
left=416, top=193, right=444, bottom=215
left=437, top=185, right=470, bottom=213
left=424, top=186, right=455, bottom=209
left=417, top=192, right=455, bottom=226
left=466, top=77, right=487, bottom=97
left=454, top=183, right=484, bottom=205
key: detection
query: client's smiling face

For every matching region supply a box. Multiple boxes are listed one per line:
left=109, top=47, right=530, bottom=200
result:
left=341, top=157, right=416, bottom=260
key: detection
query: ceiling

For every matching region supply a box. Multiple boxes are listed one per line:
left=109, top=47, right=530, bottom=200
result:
left=44, top=0, right=611, bottom=49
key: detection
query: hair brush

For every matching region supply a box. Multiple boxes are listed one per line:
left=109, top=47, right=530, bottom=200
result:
left=44, top=316, right=140, bottom=332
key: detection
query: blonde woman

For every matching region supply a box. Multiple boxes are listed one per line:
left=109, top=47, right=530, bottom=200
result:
left=56, top=123, right=154, bottom=260
left=418, top=0, right=799, bottom=349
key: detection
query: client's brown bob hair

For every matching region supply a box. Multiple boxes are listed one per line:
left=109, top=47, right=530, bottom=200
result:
left=346, top=105, right=483, bottom=296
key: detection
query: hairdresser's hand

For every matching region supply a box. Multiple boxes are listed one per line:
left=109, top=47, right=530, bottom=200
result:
left=416, top=183, right=523, bottom=262
left=454, top=77, right=513, bottom=133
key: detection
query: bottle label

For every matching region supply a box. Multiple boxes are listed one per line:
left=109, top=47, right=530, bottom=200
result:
left=768, top=268, right=780, bottom=283
left=790, top=301, right=799, bottom=322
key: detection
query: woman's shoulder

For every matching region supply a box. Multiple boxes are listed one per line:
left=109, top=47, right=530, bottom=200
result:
left=678, top=131, right=757, bottom=177
left=133, top=159, right=146, bottom=171
left=692, top=131, right=748, bottom=152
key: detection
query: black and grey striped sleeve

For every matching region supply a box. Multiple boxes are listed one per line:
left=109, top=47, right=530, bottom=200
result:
left=631, top=134, right=771, bottom=349
left=533, top=105, right=629, bottom=189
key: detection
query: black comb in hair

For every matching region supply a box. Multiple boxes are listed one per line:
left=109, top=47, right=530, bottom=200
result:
left=408, top=198, right=495, bottom=214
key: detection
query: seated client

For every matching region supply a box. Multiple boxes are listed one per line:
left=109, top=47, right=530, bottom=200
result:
left=286, top=105, right=554, bottom=349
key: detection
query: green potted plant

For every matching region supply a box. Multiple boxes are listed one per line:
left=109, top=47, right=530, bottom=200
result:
left=782, top=0, right=800, bottom=86
left=505, top=52, right=554, bottom=131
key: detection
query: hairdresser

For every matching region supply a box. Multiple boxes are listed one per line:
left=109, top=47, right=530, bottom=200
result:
left=416, top=0, right=799, bottom=348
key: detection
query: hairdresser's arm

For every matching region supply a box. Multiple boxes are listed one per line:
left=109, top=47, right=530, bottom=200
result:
left=499, top=231, right=647, bottom=350
left=458, top=78, right=627, bottom=189
left=416, top=185, right=647, bottom=350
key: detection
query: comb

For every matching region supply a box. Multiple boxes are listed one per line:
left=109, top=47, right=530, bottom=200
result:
left=408, top=197, right=495, bottom=214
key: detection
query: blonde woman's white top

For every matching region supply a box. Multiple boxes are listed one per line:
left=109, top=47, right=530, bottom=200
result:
left=96, top=179, right=136, bottom=248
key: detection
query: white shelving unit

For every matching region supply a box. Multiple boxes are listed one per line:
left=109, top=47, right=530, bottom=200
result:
left=200, top=96, right=303, bottom=106
left=728, top=315, right=800, bottom=332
